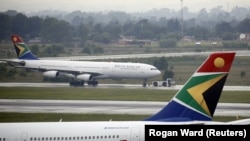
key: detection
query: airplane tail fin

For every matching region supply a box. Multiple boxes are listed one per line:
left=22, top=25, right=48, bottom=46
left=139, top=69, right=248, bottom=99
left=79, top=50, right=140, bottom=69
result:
left=11, top=34, right=39, bottom=60
left=145, top=52, right=236, bottom=121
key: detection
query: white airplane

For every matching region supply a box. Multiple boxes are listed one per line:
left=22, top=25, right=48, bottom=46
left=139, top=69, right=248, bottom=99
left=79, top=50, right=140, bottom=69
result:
left=1, top=35, right=161, bottom=87
left=1, top=51, right=250, bottom=141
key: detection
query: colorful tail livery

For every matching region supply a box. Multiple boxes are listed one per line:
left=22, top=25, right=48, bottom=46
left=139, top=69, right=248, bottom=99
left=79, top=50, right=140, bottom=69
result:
left=11, top=34, right=38, bottom=60
left=145, top=52, right=236, bottom=121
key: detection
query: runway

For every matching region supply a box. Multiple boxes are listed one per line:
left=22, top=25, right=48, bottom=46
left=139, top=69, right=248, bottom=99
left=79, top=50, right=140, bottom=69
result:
left=0, top=99, right=250, bottom=117
left=1, top=82, right=250, bottom=91
left=0, top=82, right=250, bottom=117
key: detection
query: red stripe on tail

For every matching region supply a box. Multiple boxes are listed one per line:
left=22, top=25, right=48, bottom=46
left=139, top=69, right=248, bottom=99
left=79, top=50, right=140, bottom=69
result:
left=11, top=35, right=24, bottom=43
left=197, top=52, right=235, bottom=73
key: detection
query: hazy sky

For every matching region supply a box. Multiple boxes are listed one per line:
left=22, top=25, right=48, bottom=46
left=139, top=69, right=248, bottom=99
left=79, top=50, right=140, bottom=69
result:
left=0, top=0, right=249, bottom=13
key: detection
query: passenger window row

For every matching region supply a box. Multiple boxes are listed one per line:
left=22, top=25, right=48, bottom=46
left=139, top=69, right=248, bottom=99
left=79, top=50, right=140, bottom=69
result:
left=30, top=135, right=120, bottom=141
left=0, top=138, right=6, bottom=141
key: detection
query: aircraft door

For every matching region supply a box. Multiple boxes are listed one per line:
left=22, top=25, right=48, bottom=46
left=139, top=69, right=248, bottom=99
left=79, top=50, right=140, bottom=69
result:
left=21, top=132, right=28, bottom=141
left=130, top=127, right=140, bottom=141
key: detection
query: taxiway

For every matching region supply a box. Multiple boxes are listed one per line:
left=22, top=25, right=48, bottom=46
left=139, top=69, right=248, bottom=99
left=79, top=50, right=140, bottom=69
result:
left=1, top=82, right=250, bottom=91
left=0, top=82, right=249, bottom=117
left=0, top=99, right=249, bottom=117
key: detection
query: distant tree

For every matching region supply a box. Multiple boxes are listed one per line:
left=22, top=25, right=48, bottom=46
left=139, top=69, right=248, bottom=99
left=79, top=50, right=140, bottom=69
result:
left=101, top=32, right=112, bottom=43
left=71, top=16, right=83, bottom=26
left=197, top=8, right=209, bottom=22
left=192, top=25, right=210, bottom=40
left=27, top=16, right=42, bottom=38
left=153, top=57, right=168, bottom=70
left=42, top=45, right=64, bottom=57
left=167, top=18, right=181, bottom=33
left=92, top=46, right=104, bottom=54
left=0, top=14, right=11, bottom=40
left=215, top=21, right=234, bottom=37
left=237, top=18, right=250, bottom=33
left=221, top=32, right=237, bottom=40
left=159, top=38, right=177, bottom=48
left=82, top=47, right=91, bottom=55
left=30, top=45, right=40, bottom=56
left=41, top=17, right=72, bottom=42
left=77, top=23, right=89, bottom=41
left=105, top=20, right=122, bottom=41
left=162, top=70, right=174, bottom=80
left=12, top=13, right=29, bottom=35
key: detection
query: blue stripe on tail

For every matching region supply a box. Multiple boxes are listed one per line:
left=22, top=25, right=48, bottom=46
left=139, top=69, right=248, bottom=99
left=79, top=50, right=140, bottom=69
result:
left=144, top=100, right=211, bottom=122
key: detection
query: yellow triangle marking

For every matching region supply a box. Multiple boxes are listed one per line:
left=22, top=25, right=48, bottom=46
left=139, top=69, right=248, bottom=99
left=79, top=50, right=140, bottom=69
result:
left=187, top=74, right=225, bottom=116
left=16, top=44, right=25, bottom=56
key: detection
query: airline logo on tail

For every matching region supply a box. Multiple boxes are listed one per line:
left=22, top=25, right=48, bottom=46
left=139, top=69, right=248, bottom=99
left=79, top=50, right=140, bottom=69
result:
left=175, top=52, right=235, bottom=120
left=145, top=52, right=235, bottom=121
left=11, top=35, right=38, bottom=60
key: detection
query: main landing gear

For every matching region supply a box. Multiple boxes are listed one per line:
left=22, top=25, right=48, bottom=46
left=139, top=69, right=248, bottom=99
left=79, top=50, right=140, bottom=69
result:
left=69, top=80, right=99, bottom=87
left=87, top=80, right=98, bottom=86
left=69, top=80, right=84, bottom=87
left=142, top=79, right=148, bottom=87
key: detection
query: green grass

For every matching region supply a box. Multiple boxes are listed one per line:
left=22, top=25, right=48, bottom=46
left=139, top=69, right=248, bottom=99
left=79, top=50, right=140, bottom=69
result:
left=0, top=87, right=249, bottom=122
left=0, top=87, right=174, bottom=101
left=0, top=87, right=250, bottom=103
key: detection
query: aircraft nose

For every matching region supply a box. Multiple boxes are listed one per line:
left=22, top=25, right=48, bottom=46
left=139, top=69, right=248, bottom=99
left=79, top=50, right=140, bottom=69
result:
left=156, top=69, right=161, bottom=75
left=153, top=69, right=161, bottom=76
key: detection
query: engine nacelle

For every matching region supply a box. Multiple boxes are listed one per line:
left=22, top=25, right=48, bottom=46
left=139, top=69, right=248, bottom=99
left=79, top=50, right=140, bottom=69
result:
left=43, top=71, right=59, bottom=78
left=76, top=74, right=92, bottom=81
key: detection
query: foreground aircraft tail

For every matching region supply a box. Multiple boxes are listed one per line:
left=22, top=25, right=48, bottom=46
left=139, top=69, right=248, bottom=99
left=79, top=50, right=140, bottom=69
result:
left=11, top=34, right=38, bottom=60
left=145, top=52, right=235, bottom=122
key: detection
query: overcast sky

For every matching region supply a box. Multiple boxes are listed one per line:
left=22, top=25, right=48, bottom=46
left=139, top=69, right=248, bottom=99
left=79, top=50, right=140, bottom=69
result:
left=0, top=0, right=249, bottom=13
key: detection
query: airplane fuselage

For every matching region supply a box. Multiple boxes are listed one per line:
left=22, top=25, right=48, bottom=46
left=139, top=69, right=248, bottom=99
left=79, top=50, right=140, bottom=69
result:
left=17, top=59, right=160, bottom=80
left=0, top=121, right=206, bottom=141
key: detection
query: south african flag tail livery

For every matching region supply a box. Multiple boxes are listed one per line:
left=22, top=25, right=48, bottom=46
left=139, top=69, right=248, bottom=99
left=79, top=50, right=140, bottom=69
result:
left=145, top=52, right=236, bottom=121
left=11, top=34, right=38, bottom=60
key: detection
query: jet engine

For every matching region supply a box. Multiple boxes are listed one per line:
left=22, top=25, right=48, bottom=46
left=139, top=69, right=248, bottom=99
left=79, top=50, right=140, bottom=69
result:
left=76, top=74, right=92, bottom=81
left=43, top=71, right=59, bottom=78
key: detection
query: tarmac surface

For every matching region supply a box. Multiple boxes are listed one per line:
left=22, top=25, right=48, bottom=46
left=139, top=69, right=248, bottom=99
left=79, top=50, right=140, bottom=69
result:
left=1, top=82, right=250, bottom=91
left=0, top=82, right=249, bottom=117
left=0, top=99, right=249, bottom=117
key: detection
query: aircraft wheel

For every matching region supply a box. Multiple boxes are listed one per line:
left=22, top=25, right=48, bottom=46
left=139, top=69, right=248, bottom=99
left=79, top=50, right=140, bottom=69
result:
left=162, top=82, right=167, bottom=87
left=69, top=80, right=84, bottom=87
left=153, top=81, right=158, bottom=87
left=88, top=81, right=98, bottom=87
left=93, top=81, right=98, bottom=86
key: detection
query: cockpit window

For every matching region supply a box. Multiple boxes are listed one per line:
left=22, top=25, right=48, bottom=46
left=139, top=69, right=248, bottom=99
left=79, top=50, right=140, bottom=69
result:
left=150, top=68, right=158, bottom=70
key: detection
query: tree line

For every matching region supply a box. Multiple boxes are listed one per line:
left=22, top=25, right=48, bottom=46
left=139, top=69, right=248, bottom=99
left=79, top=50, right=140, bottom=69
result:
left=1, top=11, right=250, bottom=44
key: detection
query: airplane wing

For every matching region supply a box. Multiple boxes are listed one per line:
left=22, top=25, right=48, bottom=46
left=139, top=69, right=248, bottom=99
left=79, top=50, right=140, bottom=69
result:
left=38, top=67, right=104, bottom=80
left=0, top=59, right=25, bottom=67
left=58, top=69, right=103, bottom=76
left=1, top=59, right=103, bottom=78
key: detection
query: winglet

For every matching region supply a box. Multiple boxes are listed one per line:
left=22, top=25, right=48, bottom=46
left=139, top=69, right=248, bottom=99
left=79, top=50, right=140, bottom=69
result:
left=11, top=34, right=38, bottom=60
left=145, top=52, right=236, bottom=122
